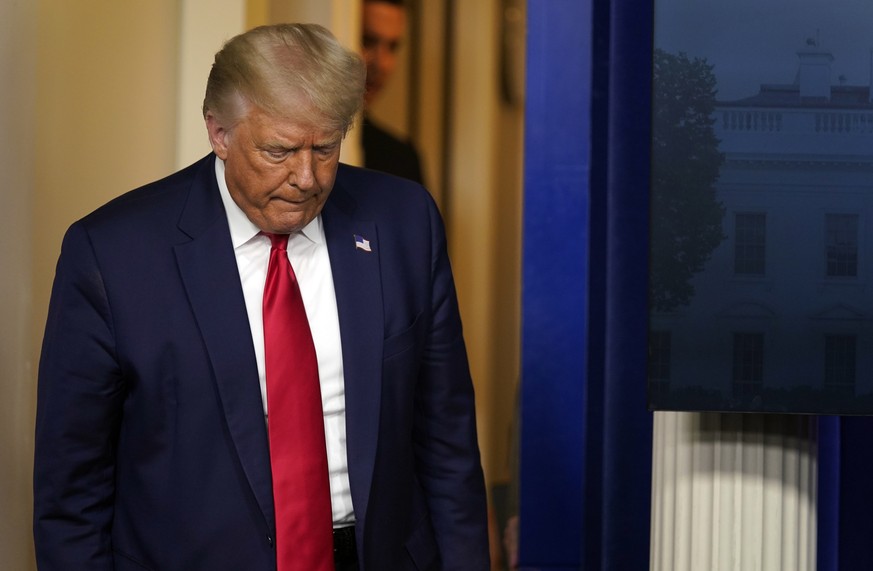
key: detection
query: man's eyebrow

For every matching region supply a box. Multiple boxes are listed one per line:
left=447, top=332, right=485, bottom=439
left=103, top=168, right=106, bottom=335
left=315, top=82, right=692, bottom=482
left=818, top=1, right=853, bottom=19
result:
left=261, top=142, right=293, bottom=151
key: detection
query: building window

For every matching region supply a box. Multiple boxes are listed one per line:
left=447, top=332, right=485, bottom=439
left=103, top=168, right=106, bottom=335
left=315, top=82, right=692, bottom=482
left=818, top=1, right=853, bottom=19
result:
left=732, top=332, right=763, bottom=397
left=734, top=212, right=766, bottom=275
left=826, top=214, right=858, bottom=277
left=825, top=334, right=856, bottom=395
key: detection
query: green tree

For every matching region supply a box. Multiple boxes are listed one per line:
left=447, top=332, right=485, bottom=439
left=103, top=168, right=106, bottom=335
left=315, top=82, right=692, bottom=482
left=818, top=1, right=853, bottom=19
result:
left=650, top=49, right=725, bottom=311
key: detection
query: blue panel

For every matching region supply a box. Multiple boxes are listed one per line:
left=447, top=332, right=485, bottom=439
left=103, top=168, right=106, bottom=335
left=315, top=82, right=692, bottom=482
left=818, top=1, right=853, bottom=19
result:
left=817, top=417, right=840, bottom=571
left=519, top=0, right=591, bottom=567
left=835, top=418, right=873, bottom=569
left=599, top=0, right=654, bottom=567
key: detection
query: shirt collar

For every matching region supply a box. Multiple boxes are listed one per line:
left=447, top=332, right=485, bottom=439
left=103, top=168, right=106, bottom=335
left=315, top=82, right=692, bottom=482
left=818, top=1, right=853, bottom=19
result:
left=214, top=157, right=324, bottom=248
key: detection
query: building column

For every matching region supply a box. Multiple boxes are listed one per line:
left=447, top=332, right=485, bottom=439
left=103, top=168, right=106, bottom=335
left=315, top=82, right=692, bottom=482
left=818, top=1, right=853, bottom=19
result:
left=651, top=412, right=817, bottom=571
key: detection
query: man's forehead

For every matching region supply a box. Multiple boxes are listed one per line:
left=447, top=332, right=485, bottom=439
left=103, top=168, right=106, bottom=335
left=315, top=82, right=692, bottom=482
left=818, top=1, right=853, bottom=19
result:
left=244, top=109, right=339, bottom=140
left=363, top=1, right=407, bottom=26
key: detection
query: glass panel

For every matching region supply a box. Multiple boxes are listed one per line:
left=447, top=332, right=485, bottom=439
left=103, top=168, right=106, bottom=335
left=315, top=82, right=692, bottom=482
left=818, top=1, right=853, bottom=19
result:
left=825, top=334, right=856, bottom=394
left=648, top=0, right=873, bottom=413
left=732, top=332, right=764, bottom=399
left=735, top=212, right=766, bottom=275
left=826, top=214, right=858, bottom=277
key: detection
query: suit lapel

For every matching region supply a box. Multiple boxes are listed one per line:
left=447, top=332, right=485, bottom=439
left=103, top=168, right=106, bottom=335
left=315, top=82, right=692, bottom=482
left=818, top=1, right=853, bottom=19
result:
left=322, top=177, right=383, bottom=527
left=173, top=156, right=275, bottom=530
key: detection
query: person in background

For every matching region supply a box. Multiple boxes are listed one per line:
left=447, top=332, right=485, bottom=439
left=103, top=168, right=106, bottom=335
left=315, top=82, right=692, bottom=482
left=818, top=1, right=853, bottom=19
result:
left=33, top=22, right=488, bottom=571
left=361, top=0, right=425, bottom=184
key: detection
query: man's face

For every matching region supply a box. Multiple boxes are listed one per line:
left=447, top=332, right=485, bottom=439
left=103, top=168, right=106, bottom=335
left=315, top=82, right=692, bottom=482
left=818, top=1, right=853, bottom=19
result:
left=206, top=105, right=342, bottom=234
left=362, top=1, right=407, bottom=106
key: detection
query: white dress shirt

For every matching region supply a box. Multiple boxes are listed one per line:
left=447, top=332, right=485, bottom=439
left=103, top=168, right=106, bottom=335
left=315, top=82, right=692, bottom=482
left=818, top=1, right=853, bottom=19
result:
left=215, top=158, right=354, bottom=526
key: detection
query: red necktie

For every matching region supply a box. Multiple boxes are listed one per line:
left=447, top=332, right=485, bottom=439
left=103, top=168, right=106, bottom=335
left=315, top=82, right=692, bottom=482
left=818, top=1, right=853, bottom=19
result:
left=263, top=233, right=334, bottom=571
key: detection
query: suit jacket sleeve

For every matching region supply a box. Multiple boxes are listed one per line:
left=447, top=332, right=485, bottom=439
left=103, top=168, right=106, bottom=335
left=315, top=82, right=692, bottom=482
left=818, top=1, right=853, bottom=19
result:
left=34, top=222, right=122, bottom=571
left=414, top=197, right=490, bottom=570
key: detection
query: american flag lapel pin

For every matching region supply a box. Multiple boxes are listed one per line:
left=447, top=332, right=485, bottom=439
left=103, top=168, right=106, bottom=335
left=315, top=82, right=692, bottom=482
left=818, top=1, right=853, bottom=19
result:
left=354, top=234, right=372, bottom=252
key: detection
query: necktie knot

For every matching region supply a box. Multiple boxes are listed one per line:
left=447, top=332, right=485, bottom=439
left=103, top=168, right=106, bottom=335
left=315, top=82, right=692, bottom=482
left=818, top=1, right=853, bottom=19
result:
left=265, top=232, right=290, bottom=251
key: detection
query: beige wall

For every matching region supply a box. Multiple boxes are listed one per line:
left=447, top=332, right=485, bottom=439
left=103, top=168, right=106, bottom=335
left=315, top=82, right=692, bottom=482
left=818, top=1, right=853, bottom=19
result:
left=1, top=0, right=37, bottom=568
left=176, top=0, right=247, bottom=168
left=410, top=0, right=449, bottom=208
left=446, top=0, right=523, bottom=489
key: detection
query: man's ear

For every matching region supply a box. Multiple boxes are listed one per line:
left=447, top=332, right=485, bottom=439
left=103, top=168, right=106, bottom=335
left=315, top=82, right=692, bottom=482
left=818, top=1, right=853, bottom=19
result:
left=205, top=111, right=230, bottom=160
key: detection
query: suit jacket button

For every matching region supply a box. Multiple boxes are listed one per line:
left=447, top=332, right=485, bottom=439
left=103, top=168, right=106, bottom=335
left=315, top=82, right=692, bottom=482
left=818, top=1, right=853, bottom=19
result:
left=267, top=535, right=274, bottom=548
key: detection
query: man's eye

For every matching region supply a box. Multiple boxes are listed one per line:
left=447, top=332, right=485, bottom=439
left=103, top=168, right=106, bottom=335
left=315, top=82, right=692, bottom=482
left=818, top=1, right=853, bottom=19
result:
left=266, top=150, right=288, bottom=159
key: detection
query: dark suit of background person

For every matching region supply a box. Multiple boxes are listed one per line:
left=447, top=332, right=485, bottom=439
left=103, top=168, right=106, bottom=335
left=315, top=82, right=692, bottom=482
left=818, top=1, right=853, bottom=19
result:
left=362, top=115, right=424, bottom=185
left=361, top=0, right=425, bottom=185
left=33, top=23, right=489, bottom=571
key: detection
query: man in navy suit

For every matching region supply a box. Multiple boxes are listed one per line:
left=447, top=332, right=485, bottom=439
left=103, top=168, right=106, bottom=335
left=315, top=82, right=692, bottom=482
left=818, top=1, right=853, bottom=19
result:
left=34, top=23, right=488, bottom=571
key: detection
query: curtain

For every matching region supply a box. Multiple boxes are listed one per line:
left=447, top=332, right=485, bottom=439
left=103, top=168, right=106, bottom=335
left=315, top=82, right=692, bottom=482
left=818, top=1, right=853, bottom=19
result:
left=519, top=0, right=652, bottom=568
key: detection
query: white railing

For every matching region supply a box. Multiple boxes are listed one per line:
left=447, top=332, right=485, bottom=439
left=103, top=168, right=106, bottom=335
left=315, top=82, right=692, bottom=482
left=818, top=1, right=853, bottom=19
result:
left=722, top=110, right=783, bottom=132
left=721, top=109, right=873, bottom=134
left=815, top=112, right=873, bottom=133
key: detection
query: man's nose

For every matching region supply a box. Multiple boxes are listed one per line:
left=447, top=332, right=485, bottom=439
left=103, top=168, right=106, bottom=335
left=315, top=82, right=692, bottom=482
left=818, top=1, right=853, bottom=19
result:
left=375, top=43, right=394, bottom=70
left=288, top=152, right=315, bottom=189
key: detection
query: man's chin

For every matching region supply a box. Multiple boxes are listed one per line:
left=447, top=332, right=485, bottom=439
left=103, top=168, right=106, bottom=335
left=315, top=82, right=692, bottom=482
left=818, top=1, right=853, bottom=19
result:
left=275, top=209, right=323, bottom=234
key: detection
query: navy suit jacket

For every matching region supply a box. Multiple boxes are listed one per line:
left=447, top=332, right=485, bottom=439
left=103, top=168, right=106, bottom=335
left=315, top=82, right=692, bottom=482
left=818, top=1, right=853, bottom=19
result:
left=34, top=154, right=489, bottom=571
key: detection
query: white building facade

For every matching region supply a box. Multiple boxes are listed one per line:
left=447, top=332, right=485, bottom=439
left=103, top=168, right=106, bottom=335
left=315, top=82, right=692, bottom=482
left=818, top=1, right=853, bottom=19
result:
left=651, top=45, right=873, bottom=413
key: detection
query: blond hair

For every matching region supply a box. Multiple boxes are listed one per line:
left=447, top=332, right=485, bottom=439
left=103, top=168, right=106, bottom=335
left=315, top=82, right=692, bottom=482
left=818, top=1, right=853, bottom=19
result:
left=203, top=23, right=365, bottom=134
